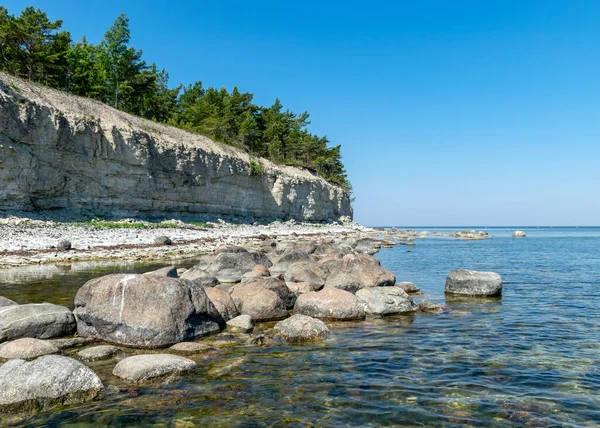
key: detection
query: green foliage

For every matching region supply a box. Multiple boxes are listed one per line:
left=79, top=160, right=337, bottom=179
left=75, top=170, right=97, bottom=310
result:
left=250, top=160, right=263, bottom=176
left=0, top=6, right=351, bottom=193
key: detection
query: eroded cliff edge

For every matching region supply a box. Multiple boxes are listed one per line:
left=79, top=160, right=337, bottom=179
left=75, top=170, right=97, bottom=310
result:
left=0, top=73, right=352, bottom=222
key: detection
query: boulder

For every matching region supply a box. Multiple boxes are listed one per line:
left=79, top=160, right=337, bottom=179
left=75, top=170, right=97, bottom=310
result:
left=241, top=277, right=297, bottom=309
left=179, top=268, right=219, bottom=287
left=286, top=282, right=315, bottom=296
left=291, top=241, right=317, bottom=254
left=324, top=254, right=396, bottom=294
left=215, top=268, right=244, bottom=284
left=229, top=284, right=288, bottom=321
left=513, top=230, right=526, bottom=238
left=354, top=238, right=382, bottom=255
left=207, top=251, right=272, bottom=281
left=74, top=274, right=221, bottom=348
left=169, top=342, right=215, bottom=355
left=355, top=287, right=417, bottom=315
left=112, top=354, right=197, bottom=382
left=0, top=296, right=17, bottom=308
left=57, top=240, right=72, bottom=251
left=273, top=314, right=329, bottom=344
left=294, top=289, right=365, bottom=320
left=418, top=300, right=445, bottom=313
left=143, top=266, right=178, bottom=278
left=269, top=250, right=311, bottom=274
left=226, top=314, right=254, bottom=333
left=78, top=345, right=120, bottom=361
left=0, top=338, right=59, bottom=360
left=204, top=287, right=239, bottom=324
left=154, top=235, right=172, bottom=245
left=284, top=261, right=329, bottom=291
left=241, top=264, right=270, bottom=282
left=445, top=269, right=502, bottom=297
left=215, top=245, right=248, bottom=254
left=0, top=303, right=76, bottom=342
left=313, top=243, right=353, bottom=258
left=0, top=355, right=104, bottom=412
left=396, top=282, right=420, bottom=294
left=192, top=255, right=216, bottom=271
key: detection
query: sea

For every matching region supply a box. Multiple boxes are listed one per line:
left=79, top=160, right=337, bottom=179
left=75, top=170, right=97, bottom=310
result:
left=1, top=226, right=599, bottom=427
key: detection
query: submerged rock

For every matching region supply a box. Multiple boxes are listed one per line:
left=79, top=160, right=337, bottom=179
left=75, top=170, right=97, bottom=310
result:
left=78, top=345, right=120, bottom=361
left=356, top=287, right=417, bottom=315
left=418, top=300, right=445, bottom=313
left=113, top=354, right=197, bottom=382
left=0, top=338, right=59, bottom=360
left=0, top=303, right=76, bottom=342
left=274, top=314, right=329, bottom=343
left=294, top=288, right=365, bottom=320
left=445, top=269, right=502, bottom=297
left=0, top=355, right=104, bottom=413
left=74, top=274, right=221, bottom=348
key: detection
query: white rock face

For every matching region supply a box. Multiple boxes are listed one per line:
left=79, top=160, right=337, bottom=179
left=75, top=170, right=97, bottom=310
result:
left=0, top=72, right=352, bottom=222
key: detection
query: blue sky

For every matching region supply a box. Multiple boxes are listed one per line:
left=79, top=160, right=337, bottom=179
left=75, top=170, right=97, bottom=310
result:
left=5, top=1, right=600, bottom=225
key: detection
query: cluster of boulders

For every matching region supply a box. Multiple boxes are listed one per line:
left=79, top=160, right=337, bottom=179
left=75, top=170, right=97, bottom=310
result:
left=0, top=235, right=503, bottom=415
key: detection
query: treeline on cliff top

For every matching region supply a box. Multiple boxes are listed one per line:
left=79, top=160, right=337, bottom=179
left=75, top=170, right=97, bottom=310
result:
left=0, top=7, right=351, bottom=192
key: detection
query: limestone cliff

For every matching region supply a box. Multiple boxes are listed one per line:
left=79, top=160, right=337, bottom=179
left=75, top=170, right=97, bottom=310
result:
left=0, top=73, right=352, bottom=222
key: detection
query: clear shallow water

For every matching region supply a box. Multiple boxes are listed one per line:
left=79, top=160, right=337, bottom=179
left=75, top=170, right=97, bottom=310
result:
left=2, top=227, right=600, bottom=427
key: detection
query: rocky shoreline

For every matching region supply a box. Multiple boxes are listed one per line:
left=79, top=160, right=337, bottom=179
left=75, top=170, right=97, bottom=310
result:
left=0, top=229, right=503, bottom=417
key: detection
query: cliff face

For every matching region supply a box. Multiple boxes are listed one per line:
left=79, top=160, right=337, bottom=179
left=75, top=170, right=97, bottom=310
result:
left=0, top=73, right=352, bottom=222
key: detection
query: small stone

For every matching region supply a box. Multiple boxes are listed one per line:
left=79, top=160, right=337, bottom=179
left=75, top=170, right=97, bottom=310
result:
left=0, top=338, right=59, bottom=360
left=169, top=342, right=215, bottom=355
left=226, top=314, right=254, bottom=333
left=57, top=240, right=72, bottom=251
left=154, top=235, right=172, bottom=245
left=396, top=282, right=420, bottom=294
left=113, top=354, right=197, bottom=382
left=78, top=345, right=120, bottom=361
left=418, top=300, right=445, bottom=313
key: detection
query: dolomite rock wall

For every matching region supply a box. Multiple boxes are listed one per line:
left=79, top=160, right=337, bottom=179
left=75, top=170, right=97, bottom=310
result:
left=0, top=73, right=352, bottom=222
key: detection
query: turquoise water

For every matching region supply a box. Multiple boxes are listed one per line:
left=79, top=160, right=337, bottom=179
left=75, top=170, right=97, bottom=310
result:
left=2, top=227, right=600, bottom=426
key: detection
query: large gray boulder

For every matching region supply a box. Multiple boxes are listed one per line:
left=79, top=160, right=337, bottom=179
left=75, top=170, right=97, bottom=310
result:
left=0, top=338, right=59, bottom=360
left=284, top=261, right=329, bottom=291
left=112, top=354, right=197, bottom=382
left=269, top=250, right=311, bottom=274
left=0, top=303, right=76, bottom=342
left=274, top=314, right=329, bottom=343
left=294, top=288, right=365, bottom=320
left=354, top=238, right=382, bottom=255
left=0, top=355, right=104, bottom=412
left=229, top=284, right=288, bottom=321
left=0, top=296, right=17, bottom=308
left=445, top=269, right=502, bottom=297
left=74, top=274, right=221, bottom=348
left=356, top=287, right=417, bottom=315
left=179, top=268, right=219, bottom=287
left=241, top=277, right=297, bottom=309
left=204, top=287, right=239, bottom=324
left=207, top=251, right=272, bottom=278
left=324, top=254, right=396, bottom=294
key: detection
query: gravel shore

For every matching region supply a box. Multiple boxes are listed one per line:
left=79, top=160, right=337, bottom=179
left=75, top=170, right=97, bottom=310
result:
left=0, top=217, right=373, bottom=268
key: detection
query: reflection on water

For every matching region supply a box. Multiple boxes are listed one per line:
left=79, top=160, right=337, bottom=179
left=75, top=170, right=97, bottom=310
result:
left=2, top=228, right=600, bottom=426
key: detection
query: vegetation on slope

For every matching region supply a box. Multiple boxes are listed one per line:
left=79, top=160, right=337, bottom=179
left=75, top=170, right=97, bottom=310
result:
left=0, top=6, right=351, bottom=191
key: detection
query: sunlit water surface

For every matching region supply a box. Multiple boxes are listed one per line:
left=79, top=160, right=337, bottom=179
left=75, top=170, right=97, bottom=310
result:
left=1, top=227, right=600, bottom=427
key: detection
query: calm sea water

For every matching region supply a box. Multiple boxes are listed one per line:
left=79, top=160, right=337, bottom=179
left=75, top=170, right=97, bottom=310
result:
left=2, top=227, right=600, bottom=427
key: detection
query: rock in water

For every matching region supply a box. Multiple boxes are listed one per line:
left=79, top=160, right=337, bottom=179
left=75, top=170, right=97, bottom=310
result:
left=274, top=314, right=329, bottom=343
left=0, top=303, right=76, bottom=342
left=396, top=282, right=420, bottom=294
left=229, top=284, right=288, bottom=321
left=0, top=355, right=104, bottom=413
left=226, top=314, right=254, bottom=333
left=0, top=296, right=17, bottom=308
left=77, top=345, right=120, bottom=361
left=169, top=342, right=215, bottom=355
left=513, top=230, right=526, bottom=238
left=418, top=300, right=445, bottom=313
left=445, top=269, right=502, bottom=297
left=355, top=287, right=417, bottom=315
left=324, top=254, right=396, bottom=294
left=113, top=354, right=197, bottom=382
left=294, top=288, right=365, bottom=320
left=0, top=338, right=59, bottom=359
left=73, top=274, right=221, bottom=348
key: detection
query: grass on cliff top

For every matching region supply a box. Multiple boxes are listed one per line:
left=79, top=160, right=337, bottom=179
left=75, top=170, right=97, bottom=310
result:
left=72, top=220, right=213, bottom=229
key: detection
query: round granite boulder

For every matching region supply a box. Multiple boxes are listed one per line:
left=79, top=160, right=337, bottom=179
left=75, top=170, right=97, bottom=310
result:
left=445, top=269, right=502, bottom=297
left=112, top=354, right=197, bottom=382
left=77, top=345, right=120, bottom=361
left=229, top=284, right=288, bottom=322
left=274, top=314, right=329, bottom=343
left=0, top=355, right=104, bottom=413
left=324, top=254, right=396, bottom=294
left=294, top=288, right=365, bottom=320
left=0, top=303, right=76, bottom=342
left=0, top=338, right=59, bottom=360
left=356, top=287, right=417, bottom=315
